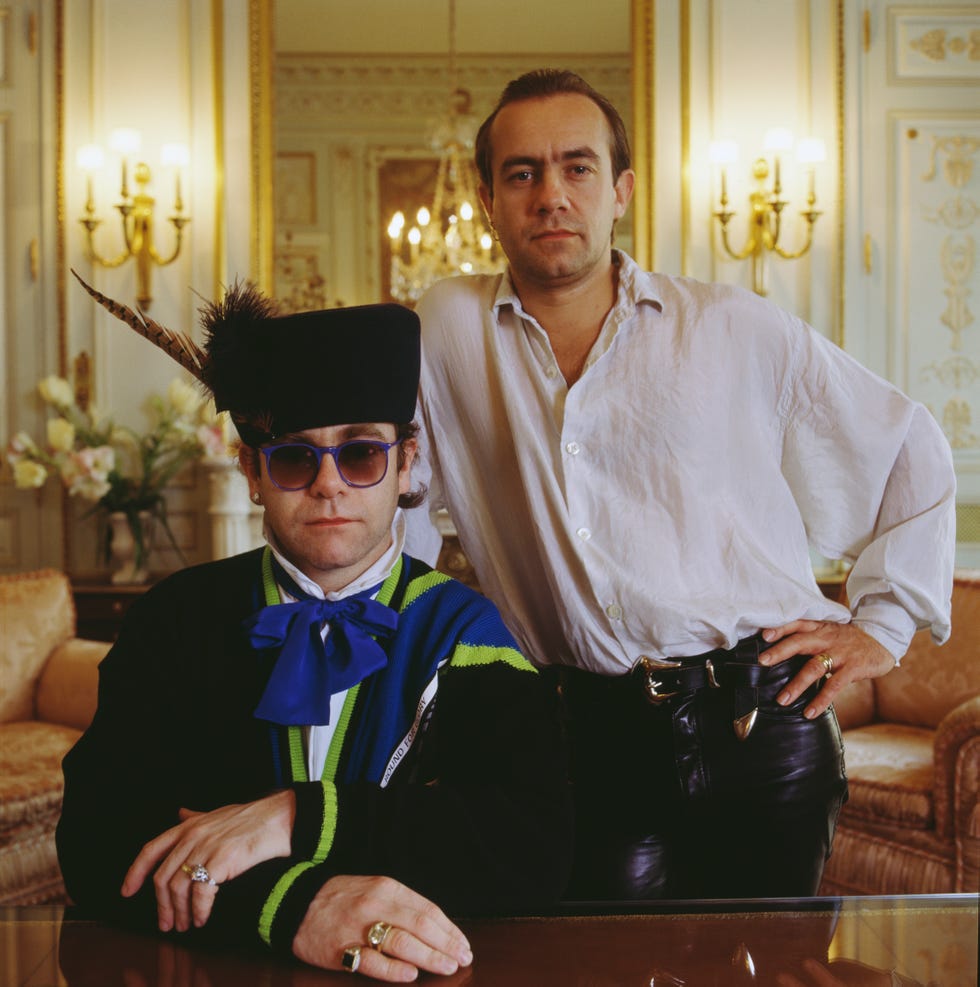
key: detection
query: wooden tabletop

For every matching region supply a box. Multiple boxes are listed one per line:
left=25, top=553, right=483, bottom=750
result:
left=3, top=895, right=976, bottom=987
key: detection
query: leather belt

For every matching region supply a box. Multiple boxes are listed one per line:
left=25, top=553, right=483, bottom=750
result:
left=558, top=635, right=818, bottom=743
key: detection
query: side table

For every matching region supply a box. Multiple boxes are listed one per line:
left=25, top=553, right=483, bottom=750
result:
left=71, top=580, right=153, bottom=642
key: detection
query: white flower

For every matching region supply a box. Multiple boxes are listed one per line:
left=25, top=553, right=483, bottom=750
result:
left=37, top=376, right=73, bottom=408
left=47, top=417, right=76, bottom=452
left=8, top=431, right=39, bottom=457
left=13, top=460, right=48, bottom=489
left=197, top=423, right=228, bottom=459
left=60, top=446, right=114, bottom=502
left=168, top=378, right=201, bottom=418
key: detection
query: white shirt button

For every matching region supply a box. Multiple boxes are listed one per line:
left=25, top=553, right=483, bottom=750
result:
left=565, top=441, right=581, bottom=456
left=577, top=527, right=592, bottom=541
left=545, top=365, right=559, bottom=379
left=606, top=603, right=623, bottom=620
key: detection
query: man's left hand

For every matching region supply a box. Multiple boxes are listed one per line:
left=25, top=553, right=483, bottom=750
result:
left=121, top=790, right=295, bottom=934
left=758, top=620, right=896, bottom=720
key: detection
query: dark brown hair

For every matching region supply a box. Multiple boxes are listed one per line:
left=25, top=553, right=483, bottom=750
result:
left=475, top=69, right=632, bottom=196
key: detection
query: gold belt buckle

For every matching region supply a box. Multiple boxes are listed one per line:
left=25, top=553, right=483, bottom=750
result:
left=639, top=655, right=683, bottom=704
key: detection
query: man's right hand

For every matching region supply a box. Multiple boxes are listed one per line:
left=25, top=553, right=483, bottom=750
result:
left=292, top=875, right=473, bottom=982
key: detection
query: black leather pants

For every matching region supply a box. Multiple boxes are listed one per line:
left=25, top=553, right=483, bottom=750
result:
left=555, top=640, right=849, bottom=901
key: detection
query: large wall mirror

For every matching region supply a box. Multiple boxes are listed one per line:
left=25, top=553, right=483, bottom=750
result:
left=270, top=0, right=633, bottom=310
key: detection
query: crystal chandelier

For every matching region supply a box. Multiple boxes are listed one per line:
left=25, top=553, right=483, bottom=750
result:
left=386, top=0, right=503, bottom=305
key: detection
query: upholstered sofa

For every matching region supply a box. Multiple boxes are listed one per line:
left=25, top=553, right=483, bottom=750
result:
left=820, top=569, right=980, bottom=896
left=0, top=569, right=109, bottom=904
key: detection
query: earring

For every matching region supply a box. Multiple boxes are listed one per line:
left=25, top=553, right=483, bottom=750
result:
left=251, top=491, right=261, bottom=505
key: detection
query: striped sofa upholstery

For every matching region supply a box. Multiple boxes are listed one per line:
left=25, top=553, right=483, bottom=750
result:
left=0, top=570, right=109, bottom=904
left=820, top=569, right=980, bottom=896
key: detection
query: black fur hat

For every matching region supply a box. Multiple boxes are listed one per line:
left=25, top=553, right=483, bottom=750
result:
left=72, top=272, right=420, bottom=446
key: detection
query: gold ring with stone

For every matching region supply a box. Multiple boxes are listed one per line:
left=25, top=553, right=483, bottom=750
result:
left=367, top=920, right=394, bottom=952
left=341, top=944, right=362, bottom=973
left=180, top=862, right=217, bottom=887
left=816, top=653, right=834, bottom=675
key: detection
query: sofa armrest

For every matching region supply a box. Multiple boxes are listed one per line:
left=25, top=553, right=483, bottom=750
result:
left=35, top=637, right=110, bottom=731
left=960, top=801, right=980, bottom=893
left=933, top=694, right=980, bottom=841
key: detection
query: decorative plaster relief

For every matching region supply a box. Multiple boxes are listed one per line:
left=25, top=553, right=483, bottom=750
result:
left=274, top=233, right=331, bottom=314
left=275, top=54, right=631, bottom=130
left=891, top=10, right=980, bottom=81
left=899, top=117, right=980, bottom=453
left=920, top=134, right=978, bottom=351
left=275, top=152, right=318, bottom=227
left=922, top=354, right=980, bottom=389
left=922, top=135, right=980, bottom=187
left=942, top=397, right=979, bottom=449
left=940, top=235, right=975, bottom=347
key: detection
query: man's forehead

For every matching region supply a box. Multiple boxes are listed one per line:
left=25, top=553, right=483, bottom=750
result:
left=490, top=94, right=612, bottom=164
left=282, top=422, right=396, bottom=442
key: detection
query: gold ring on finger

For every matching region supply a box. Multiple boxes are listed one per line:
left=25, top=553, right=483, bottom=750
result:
left=367, top=920, right=394, bottom=953
left=816, top=652, right=834, bottom=675
left=181, top=862, right=218, bottom=887
left=341, top=944, right=362, bottom=973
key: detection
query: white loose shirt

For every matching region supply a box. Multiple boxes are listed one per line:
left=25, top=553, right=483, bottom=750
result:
left=416, top=252, right=956, bottom=674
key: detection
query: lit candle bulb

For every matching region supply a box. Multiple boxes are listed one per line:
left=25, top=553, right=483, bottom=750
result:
left=76, top=144, right=105, bottom=214
left=388, top=211, right=406, bottom=248
left=708, top=139, right=738, bottom=208
left=161, top=143, right=190, bottom=214
left=796, top=137, right=826, bottom=206
left=110, top=128, right=141, bottom=200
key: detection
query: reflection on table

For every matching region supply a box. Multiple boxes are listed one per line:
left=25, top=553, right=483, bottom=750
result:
left=2, top=895, right=976, bottom=987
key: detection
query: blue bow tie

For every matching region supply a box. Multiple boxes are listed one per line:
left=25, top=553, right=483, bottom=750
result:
left=244, top=563, right=398, bottom=726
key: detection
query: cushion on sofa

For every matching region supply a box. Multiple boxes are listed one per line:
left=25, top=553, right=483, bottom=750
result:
left=0, top=571, right=75, bottom=723
left=841, top=722, right=934, bottom=828
left=832, top=678, right=875, bottom=731
left=875, top=571, right=980, bottom=729
left=36, top=639, right=107, bottom=730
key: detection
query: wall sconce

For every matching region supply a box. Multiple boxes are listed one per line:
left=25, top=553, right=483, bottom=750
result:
left=77, top=129, right=190, bottom=309
left=710, top=129, right=825, bottom=296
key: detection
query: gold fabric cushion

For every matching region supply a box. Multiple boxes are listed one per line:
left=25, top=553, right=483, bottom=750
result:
left=841, top=722, right=934, bottom=828
left=0, top=571, right=75, bottom=723
left=36, top=639, right=108, bottom=730
left=875, top=571, right=980, bottom=729
left=832, top=679, right=875, bottom=731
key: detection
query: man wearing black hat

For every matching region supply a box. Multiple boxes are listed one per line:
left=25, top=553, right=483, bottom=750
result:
left=57, top=281, right=572, bottom=981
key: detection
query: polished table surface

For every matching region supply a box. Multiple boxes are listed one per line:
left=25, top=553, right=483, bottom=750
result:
left=1, top=895, right=976, bottom=986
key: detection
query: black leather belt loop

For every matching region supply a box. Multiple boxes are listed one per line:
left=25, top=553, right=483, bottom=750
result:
left=557, top=634, right=815, bottom=743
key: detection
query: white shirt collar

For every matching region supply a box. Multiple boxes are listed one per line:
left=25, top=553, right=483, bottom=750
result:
left=265, top=508, right=407, bottom=602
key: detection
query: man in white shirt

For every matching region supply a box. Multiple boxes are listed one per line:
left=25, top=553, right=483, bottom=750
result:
left=416, top=69, right=956, bottom=899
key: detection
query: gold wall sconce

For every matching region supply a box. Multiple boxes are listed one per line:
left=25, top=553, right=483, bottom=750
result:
left=710, top=129, right=825, bottom=296
left=77, top=129, right=190, bottom=309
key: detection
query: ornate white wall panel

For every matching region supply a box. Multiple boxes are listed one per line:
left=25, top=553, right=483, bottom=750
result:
left=845, top=1, right=980, bottom=565
left=895, top=113, right=980, bottom=455
left=0, top=0, right=64, bottom=574
left=890, top=6, right=980, bottom=81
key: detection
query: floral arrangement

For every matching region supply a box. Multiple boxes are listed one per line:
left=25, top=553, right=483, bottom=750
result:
left=6, top=374, right=234, bottom=572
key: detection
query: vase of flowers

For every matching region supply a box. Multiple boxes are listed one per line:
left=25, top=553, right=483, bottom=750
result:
left=5, top=374, right=232, bottom=583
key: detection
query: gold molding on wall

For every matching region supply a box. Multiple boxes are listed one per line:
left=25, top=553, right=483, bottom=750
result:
left=250, top=0, right=274, bottom=294
left=630, top=0, right=655, bottom=271
left=55, top=0, right=70, bottom=571
left=212, top=0, right=226, bottom=302
left=836, top=0, right=846, bottom=349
